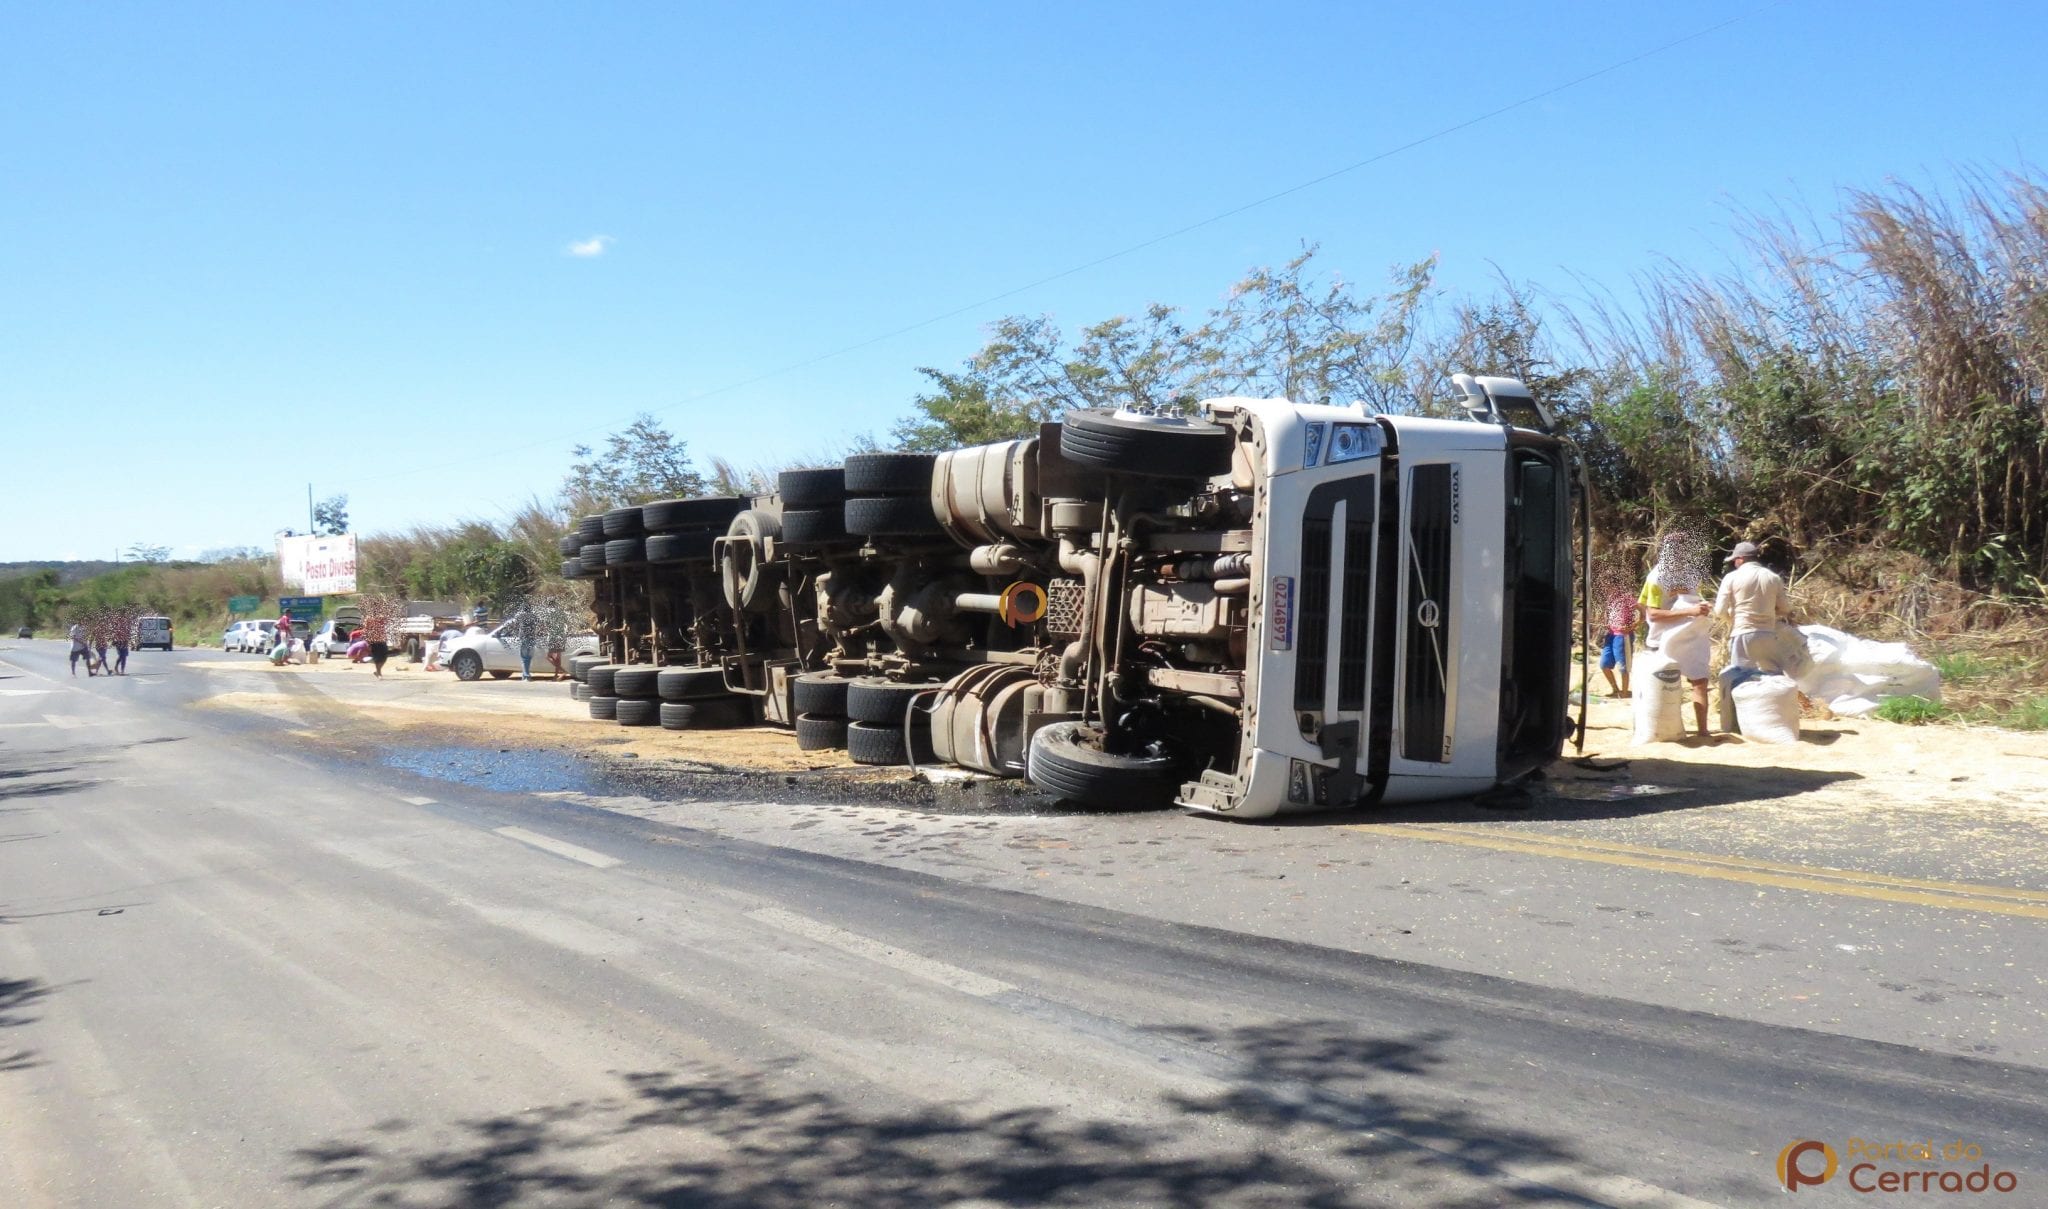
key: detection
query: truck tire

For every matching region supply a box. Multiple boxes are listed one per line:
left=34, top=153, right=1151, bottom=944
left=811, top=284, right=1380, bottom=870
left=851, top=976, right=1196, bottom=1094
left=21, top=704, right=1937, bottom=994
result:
left=846, top=719, right=938, bottom=766
left=615, top=697, right=659, bottom=726
left=604, top=538, right=645, bottom=566
left=641, top=496, right=748, bottom=533
left=586, top=664, right=618, bottom=695
left=559, top=559, right=584, bottom=580
left=405, top=636, right=424, bottom=662
left=645, top=531, right=718, bottom=564
left=778, top=466, right=846, bottom=508
left=588, top=694, right=620, bottom=720
left=557, top=534, right=584, bottom=557
left=579, top=543, right=608, bottom=573
left=843, top=452, right=937, bottom=496
left=1026, top=722, right=1183, bottom=808
left=659, top=698, right=751, bottom=730
left=845, top=678, right=938, bottom=724
left=576, top=515, right=607, bottom=543
left=720, top=510, right=783, bottom=613
left=791, top=672, right=851, bottom=716
left=657, top=665, right=727, bottom=701
left=1059, top=409, right=1232, bottom=478
left=570, top=655, right=604, bottom=681
left=844, top=495, right=943, bottom=538
left=602, top=506, right=645, bottom=538
left=569, top=681, right=592, bottom=701
left=795, top=714, right=849, bottom=751
left=778, top=508, right=847, bottom=546
left=450, top=650, right=484, bottom=681
left=612, top=666, right=660, bottom=698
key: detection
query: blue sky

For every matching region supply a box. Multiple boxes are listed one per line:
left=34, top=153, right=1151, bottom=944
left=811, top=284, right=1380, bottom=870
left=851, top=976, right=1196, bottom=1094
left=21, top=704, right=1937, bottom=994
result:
left=3, top=1, right=2042, bottom=562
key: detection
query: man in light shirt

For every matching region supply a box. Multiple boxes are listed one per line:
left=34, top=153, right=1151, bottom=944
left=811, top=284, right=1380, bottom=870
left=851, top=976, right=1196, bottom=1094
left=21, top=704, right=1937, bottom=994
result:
left=1713, top=540, right=1807, bottom=678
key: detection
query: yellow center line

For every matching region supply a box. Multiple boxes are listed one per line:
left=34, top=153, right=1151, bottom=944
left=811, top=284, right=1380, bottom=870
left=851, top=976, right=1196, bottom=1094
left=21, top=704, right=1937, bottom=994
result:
left=1351, top=824, right=2048, bottom=921
left=1417, top=824, right=2048, bottom=904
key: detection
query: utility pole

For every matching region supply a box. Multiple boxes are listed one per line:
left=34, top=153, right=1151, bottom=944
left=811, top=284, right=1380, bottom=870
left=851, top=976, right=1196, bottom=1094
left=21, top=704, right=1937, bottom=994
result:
left=308, top=484, right=316, bottom=536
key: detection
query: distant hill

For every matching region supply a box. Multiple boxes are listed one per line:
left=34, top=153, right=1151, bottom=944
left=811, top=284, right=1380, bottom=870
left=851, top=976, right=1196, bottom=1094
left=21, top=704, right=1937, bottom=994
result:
left=0, top=560, right=123, bottom=585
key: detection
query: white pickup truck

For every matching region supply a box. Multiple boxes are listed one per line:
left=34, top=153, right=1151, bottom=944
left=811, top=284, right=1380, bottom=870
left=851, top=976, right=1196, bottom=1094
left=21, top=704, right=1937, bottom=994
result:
left=438, top=620, right=600, bottom=681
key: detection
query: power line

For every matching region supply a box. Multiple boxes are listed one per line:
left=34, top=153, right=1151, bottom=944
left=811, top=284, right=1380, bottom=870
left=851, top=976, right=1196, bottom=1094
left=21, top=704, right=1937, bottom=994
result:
left=358, top=4, right=1773, bottom=487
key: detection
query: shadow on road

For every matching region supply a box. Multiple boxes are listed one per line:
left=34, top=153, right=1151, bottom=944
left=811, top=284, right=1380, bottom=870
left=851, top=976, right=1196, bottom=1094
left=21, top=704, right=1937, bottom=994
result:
left=0, top=975, right=51, bottom=1074
left=287, top=1020, right=1671, bottom=1208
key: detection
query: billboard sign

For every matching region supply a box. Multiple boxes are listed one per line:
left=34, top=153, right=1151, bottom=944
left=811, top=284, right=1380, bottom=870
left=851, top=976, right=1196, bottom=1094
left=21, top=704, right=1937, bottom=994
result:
left=277, top=534, right=358, bottom=595
left=227, top=594, right=261, bottom=614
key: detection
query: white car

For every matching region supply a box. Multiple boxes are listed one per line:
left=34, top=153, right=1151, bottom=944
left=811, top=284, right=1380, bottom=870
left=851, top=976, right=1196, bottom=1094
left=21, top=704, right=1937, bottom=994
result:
left=439, top=621, right=599, bottom=681
left=222, top=620, right=278, bottom=653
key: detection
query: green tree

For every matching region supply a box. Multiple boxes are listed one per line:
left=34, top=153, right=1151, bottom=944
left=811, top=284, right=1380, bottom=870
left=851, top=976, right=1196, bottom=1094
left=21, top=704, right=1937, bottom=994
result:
left=562, top=415, right=707, bottom=511
left=312, top=494, right=350, bottom=536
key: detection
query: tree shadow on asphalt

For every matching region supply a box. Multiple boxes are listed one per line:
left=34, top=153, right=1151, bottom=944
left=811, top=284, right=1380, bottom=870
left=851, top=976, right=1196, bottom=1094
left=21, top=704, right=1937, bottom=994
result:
left=287, top=1019, right=1655, bottom=1208
left=0, top=975, right=51, bottom=1074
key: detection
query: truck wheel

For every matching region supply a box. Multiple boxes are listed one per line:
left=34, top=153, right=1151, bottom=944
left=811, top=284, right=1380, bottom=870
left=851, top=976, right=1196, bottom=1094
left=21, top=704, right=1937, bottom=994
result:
left=586, top=664, right=618, bottom=695
left=659, top=698, right=751, bottom=730
left=1059, top=409, right=1232, bottom=478
left=579, top=543, right=608, bottom=573
left=845, top=679, right=939, bottom=724
left=576, top=515, right=608, bottom=543
left=612, top=666, right=660, bottom=698
left=721, top=510, right=783, bottom=613
left=604, top=538, right=646, bottom=566
left=778, top=466, right=846, bottom=508
left=843, top=452, right=937, bottom=496
left=615, top=697, right=660, bottom=726
left=846, top=719, right=938, bottom=766
left=602, top=506, right=645, bottom=538
left=557, top=534, right=584, bottom=557
left=588, top=694, right=620, bottom=720
left=844, top=495, right=943, bottom=538
left=559, top=559, right=584, bottom=579
left=657, top=665, right=728, bottom=701
left=450, top=651, right=484, bottom=682
left=569, top=681, right=592, bottom=701
left=405, top=636, right=424, bottom=661
left=795, top=714, right=849, bottom=751
left=641, top=496, right=748, bottom=533
left=791, top=672, right=851, bottom=716
left=779, top=508, right=848, bottom=546
left=1026, top=722, right=1183, bottom=808
left=645, top=531, right=718, bottom=564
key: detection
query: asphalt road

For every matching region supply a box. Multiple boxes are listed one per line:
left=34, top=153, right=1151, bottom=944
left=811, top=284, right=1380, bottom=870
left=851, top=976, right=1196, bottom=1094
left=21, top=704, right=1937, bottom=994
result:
left=2, top=640, right=2044, bottom=1207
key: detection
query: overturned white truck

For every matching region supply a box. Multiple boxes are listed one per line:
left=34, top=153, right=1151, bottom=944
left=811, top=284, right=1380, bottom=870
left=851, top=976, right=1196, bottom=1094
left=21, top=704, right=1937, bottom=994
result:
left=652, top=373, right=1577, bottom=817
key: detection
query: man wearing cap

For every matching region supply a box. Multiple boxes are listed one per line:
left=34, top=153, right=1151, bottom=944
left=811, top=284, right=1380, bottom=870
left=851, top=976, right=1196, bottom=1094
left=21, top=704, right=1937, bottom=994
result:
left=1713, top=540, right=1803, bottom=675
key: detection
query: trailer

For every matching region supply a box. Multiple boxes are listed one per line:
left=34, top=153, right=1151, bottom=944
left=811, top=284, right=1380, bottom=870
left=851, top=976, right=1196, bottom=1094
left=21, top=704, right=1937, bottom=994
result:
left=562, top=375, right=1578, bottom=815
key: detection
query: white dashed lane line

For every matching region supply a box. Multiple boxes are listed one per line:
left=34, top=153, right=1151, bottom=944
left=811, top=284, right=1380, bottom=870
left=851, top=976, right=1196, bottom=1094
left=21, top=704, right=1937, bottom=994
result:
left=398, top=795, right=437, bottom=806
left=492, top=826, right=622, bottom=869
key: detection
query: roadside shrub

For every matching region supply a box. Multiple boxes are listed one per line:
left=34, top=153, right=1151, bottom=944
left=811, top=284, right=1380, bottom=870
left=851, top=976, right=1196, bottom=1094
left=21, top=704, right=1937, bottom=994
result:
left=1873, top=695, right=1950, bottom=725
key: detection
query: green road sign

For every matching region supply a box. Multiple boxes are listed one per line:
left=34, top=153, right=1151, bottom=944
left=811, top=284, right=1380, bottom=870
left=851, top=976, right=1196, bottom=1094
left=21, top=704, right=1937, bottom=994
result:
left=228, top=595, right=261, bottom=613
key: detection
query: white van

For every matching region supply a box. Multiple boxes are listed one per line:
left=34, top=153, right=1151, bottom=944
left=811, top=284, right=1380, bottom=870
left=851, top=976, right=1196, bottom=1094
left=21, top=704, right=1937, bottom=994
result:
left=134, top=615, right=174, bottom=651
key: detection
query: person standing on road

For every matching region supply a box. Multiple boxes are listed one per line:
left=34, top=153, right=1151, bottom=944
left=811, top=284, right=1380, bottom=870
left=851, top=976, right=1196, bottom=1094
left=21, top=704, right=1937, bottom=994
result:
left=1639, top=534, right=1713, bottom=735
left=513, top=608, right=539, bottom=681
left=111, top=631, right=130, bottom=676
left=69, top=621, right=96, bottom=676
left=363, top=614, right=391, bottom=678
left=1713, top=541, right=1805, bottom=676
left=276, top=612, right=294, bottom=650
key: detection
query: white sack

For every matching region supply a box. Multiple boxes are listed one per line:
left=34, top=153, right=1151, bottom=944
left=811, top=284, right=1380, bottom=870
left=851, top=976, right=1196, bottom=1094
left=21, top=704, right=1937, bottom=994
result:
left=1631, top=649, right=1687, bottom=744
left=1793, top=624, right=1941, bottom=714
left=1733, top=674, right=1802, bottom=743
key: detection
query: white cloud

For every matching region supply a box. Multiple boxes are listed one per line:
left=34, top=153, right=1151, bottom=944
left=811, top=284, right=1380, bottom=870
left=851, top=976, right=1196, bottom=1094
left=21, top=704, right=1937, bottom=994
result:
left=566, top=235, right=614, bottom=258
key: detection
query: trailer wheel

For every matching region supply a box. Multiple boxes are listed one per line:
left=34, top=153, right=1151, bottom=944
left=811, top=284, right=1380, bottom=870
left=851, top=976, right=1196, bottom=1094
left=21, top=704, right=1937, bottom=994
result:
left=656, top=665, right=728, bottom=701
left=611, top=666, right=660, bottom=698
left=846, top=719, right=937, bottom=766
left=640, top=496, right=748, bottom=533
left=646, top=531, right=718, bottom=564
left=845, top=678, right=939, bottom=725
left=844, top=495, right=943, bottom=538
left=602, top=506, right=645, bottom=538
left=778, top=466, right=847, bottom=508
left=843, top=452, right=938, bottom=496
left=579, top=543, right=608, bottom=573
left=576, top=515, right=608, bottom=543
left=588, top=694, right=620, bottom=721
left=615, top=697, right=660, bottom=726
left=791, top=672, right=852, bottom=716
left=1059, top=409, right=1232, bottom=477
left=570, top=655, right=604, bottom=682
left=585, top=664, right=619, bottom=695
left=569, top=681, right=592, bottom=701
left=557, top=534, right=585, bottom=557
left=779, top=508, right=848, bottom=546
left=795, top=714, right=849, bottom=751
left=604, top=537, right=646, bottom=566
left=659, top=698, right=751, bottom=730
left=1026, top=722, right=1183, bottom=808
